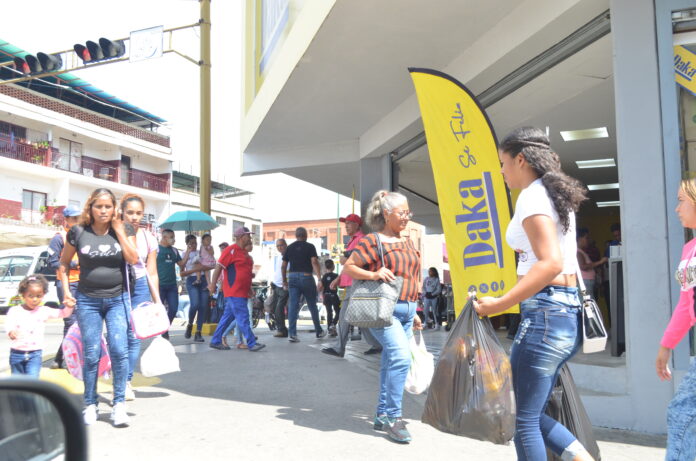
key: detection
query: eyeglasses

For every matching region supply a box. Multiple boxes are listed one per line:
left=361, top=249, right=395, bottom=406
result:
left=392, top=210, right=413, bottom=220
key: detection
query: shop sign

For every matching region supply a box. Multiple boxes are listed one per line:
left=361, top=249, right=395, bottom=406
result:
left=409, top=68, right=518, bottom=315
left=675, top=45, right=696, bottom=95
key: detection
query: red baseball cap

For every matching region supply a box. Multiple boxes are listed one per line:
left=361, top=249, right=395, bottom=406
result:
left=339, top=213, right=362, bottom=225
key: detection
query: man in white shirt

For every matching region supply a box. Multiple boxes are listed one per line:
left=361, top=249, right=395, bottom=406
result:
left=270, top=239, right=289, bottom=337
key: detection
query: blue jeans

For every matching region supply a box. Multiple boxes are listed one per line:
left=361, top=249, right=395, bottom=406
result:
left=667, top=357, right=696, bottom=460
left=211, top=297, right=256, bottom=348
left=369, top=301, right=416, bottom=418
left=511, top=286, right=583, bottom=460
left=186, top=275, right=209, bottom=329
left=76, top=292, right=129, bottom=406
left=127, top=276, right=151, bottom=381
left=159, top=284, right=179, bottom=323
left=221, top=299, right=253, bottom=343
left=423, top=296, right=439, bottom=324
left=288, top=272, right=322, bottom=337
left=9, top=349, right=42, bottom=377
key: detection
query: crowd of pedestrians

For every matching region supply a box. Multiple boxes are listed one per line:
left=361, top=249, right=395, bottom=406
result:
left=9, top=123, right=696, bottom=459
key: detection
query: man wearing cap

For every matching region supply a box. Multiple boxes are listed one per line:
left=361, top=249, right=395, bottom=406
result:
left=322, top=213, right=382, bottom=357
left=207, top=227, right=265, bottom=352
left=46, top=205, right=82, bottom=369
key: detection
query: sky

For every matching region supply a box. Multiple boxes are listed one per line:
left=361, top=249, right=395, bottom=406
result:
left=3, top=0, right=356, bottom=222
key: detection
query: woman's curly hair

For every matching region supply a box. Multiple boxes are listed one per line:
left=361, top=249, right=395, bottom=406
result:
left=499, top=127, right=587, bottom=232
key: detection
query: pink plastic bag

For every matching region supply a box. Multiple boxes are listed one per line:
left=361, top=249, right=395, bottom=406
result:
left=130, top=301, right=170, bottom=339
left=62, top=323, right=111, bottom=381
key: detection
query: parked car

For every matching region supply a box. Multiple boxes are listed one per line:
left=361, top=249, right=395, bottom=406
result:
left=0, top=246, right=60, bottom=314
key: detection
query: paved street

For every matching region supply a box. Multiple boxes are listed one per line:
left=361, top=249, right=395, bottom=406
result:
left=1, top=319, right=666, bottom=460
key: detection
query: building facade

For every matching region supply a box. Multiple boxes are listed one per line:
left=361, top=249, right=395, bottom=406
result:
left=0, top=83, right=171, bottom=249
left=240, top=0, right=696, bottom=433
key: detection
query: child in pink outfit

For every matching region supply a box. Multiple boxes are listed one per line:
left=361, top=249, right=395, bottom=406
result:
left=6, top=275, right=75, bottom=377
left=197, top=233, right=215, bottom=285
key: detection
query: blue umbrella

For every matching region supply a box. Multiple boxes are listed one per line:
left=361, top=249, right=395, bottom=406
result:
left=158, top=210, right=219, bottom=232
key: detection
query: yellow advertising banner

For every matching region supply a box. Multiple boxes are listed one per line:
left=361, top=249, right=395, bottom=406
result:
left=675, top=45, right=696, bottom=96
left=409, top=68, right=518, bottom=315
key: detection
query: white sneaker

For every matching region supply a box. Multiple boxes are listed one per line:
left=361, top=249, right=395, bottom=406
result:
left=110, top=402, right=130, bottom=427
left=125, top=382, right=135, bottom=401
left=83, top=404, right=98, bottom=425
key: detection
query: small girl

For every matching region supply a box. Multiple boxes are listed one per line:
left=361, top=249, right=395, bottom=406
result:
left=197, top=233, right=215, bottom=286
left=5, top=275, right=75, bottom=377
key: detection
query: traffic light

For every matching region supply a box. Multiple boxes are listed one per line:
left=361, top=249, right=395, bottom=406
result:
left=74, top=38, right=126, bottom=64
left=13, top=52, right=63, bottom=75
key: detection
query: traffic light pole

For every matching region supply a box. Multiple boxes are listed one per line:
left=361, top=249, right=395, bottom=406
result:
left=199, top=0, right=212, bottom=215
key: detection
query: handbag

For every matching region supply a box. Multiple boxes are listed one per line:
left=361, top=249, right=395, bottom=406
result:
left=576, top=267, right=608, bottom=354
left=130, top=300, right=170, bottom=339
left=344, top=233, right=404, bottom=328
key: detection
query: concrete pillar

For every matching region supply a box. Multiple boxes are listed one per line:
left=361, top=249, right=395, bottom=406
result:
left=359, top=155, right=392, bottom=220
left=610, top=0, right=679, bottom=432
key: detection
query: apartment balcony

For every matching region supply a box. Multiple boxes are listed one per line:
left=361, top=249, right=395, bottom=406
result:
left=0, top=134, right=170, bottom=194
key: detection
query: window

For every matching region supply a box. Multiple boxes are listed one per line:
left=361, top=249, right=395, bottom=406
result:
left=216, top=216, right=227, bottom=225
left=58, top=138, right=82, bottom=173
left=233, top=220, right=244, bottom=233
left=22, top=190, right=47, bottom=224
left=252, top=224, right=261, bottom=245
left=0, top=121, right=27, bottom=140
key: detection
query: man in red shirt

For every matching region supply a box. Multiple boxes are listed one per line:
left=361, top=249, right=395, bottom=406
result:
left=321, top=213, right=382, bottom=357
left=208, top=227, right=265, bottom=352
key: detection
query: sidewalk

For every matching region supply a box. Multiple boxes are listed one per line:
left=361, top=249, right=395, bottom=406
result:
left=0, top=319, right=666, bottom=460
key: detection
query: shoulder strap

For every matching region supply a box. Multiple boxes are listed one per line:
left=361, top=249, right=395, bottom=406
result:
left=373, top=232, right=386, bottom=268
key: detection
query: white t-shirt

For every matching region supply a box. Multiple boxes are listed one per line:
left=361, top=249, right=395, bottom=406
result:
left=505, top=179, right=577, bottom=275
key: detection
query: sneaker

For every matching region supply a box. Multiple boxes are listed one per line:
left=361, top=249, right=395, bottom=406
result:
left=185, top=324, right=193, bottom=339
left=373, top=414, right=389, bottom=431
left=162, top=331, right=170, bottom=340
left=364, top=347, right=382, bottom=355
left=210, top=342, right=231, bottom=350
left=289, top=336, right=300, bottom=343
left=249, top=343, right=266, bottom=352
left=316, top=329, right=327, bottom=339
left=110, top=402, right=130, bottom=427
left=83, top=404, right=98, bottom=425
left=321, top=347, right=344, bottom=358
left=385, top=417, right=411, bottom=443
left=273, top=331, right=288, bottom=338
left=125, top=382, right=135, bottom=401
left=194, top=332, right=205, bottom=342
left=435, top=324, right=441, bottom=331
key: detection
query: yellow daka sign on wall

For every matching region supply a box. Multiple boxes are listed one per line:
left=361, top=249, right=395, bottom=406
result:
left=675, top=45, right=696, bottom=96
left=409, top=68, right=518, bottom=315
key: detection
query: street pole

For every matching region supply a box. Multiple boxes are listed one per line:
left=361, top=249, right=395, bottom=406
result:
left=200, top=0, right=212, bottom=214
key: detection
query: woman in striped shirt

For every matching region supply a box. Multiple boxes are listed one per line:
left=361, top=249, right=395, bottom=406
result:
left=343, top=190, right=422, bottom=444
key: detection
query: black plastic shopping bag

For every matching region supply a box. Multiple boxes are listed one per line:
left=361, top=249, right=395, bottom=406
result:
left=545, top=365, right=602, bottom=461
left=421, top=296, right=515, bottom=444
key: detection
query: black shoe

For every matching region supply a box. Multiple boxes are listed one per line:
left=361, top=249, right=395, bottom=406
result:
left=385, top=417, right=411, bottom=443
left=364, top=347, right=382, bottom=355
left=194, top=332, right=204, bottom=342
left=162, top=331, right=170, bottom=340
left=274, top=332, right=288, bottom=338
left=321, top=347, right=344, bottom=358
left=249, top=343, right=266, bottom=352
left=210, top=342, right=231, bottom=350
left=185, top=324, right=193, bottom=339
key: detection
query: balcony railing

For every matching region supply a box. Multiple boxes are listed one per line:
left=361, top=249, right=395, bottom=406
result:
left=127, top=170, right=170, bottom=194
left=0, top=134, right=52, bottom=166
left=0, top=133, right=170, bottom=194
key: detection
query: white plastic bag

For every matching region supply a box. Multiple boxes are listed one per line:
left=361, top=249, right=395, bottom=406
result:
left=405, top=331, right=435, bottom=394
left=140, top=337, right=181, bottom=377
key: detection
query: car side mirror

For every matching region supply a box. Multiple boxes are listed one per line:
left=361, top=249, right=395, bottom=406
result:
left=0, top=379, right=87, bottom=461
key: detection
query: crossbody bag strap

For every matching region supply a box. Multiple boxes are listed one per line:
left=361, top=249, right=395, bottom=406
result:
left=575, top=262, right=587, bottom=298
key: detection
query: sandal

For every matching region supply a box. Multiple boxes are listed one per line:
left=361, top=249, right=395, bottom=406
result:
left=236, top=343, right=248, bottom=349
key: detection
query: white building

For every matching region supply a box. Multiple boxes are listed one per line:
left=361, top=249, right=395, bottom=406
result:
left=0, top=57, right=171, bottom=249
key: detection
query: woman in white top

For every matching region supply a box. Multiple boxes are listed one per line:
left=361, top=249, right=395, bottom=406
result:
left=474, top=127, right=593, bottom=461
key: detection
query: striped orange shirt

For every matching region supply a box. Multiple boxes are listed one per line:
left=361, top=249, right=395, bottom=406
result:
left=352, top=233, right=421, bottom=301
